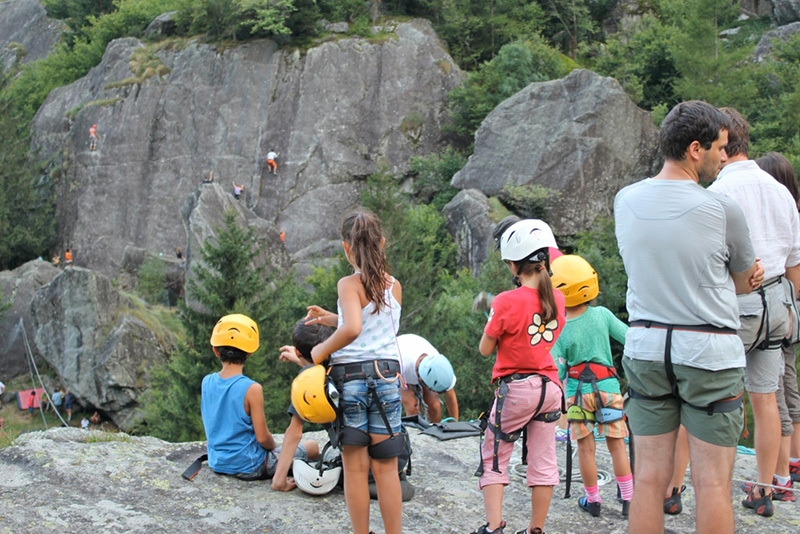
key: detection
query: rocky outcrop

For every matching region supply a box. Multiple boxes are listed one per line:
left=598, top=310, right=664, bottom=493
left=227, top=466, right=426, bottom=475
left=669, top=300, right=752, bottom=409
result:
left=181, top=182, right=288, bottom=312
left=0, top=426, right=790, bottom=533
left=28, top=268, right=175, bottom=429
left=0, top=0, right=65, bottom=71
left=29, top=19, right=463, bottom=280
left=773, top=0, right=800, bottom=24
left=442, top=189, right=496, bottom=276
left=753, top=21, right=800, bottom=61
left=0, top=259, right=60, bottom=379
left=451, top=69, right=659, bottom=237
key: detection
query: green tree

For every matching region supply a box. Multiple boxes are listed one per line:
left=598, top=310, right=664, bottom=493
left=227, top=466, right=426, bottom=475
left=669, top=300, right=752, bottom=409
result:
left=408, top=148, right=465, bottom=211
left=140, top=211, right=307, bottom=441
left=448, top=36, right=569, bottom=143
left=0, top=70, right=55, bottom=271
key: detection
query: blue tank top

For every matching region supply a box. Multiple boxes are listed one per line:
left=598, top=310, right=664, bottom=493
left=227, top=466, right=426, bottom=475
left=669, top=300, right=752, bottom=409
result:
left=201, top=373, right=266, bottom=475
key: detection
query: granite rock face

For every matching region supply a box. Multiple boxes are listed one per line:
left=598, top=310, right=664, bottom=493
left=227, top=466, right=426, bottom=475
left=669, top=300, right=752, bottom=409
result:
left=28, top=268, right=175, bottom=429
left=0, top=0, right=65, bottom=71
left=753, top=21, right=800, bottom=61
left=0, top=427, right=791, bottom=534
left=29, top=20, right=463, bottom=280
left=451, top=69, right=660, bottom=237
left=0, top=259, right=60, bottom=379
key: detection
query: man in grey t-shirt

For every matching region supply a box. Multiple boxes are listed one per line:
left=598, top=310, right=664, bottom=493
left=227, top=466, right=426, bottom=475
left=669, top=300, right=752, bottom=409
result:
left=615, top=101, right=763, bottom=534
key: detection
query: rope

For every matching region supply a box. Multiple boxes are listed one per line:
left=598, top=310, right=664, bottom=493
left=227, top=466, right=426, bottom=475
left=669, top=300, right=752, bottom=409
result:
left=18, top=318, right=69, bottom=428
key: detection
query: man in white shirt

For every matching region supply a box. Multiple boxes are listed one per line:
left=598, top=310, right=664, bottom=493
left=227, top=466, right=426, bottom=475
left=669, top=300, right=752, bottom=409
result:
left=708, top=107, right=800, bottom=516
left=396, top=334, right=459, bottom=423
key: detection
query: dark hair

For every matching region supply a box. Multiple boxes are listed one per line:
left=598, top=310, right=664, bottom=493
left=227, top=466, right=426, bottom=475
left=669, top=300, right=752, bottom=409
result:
left=719, top=107, right=749, bottom=158
left=511, top=250, right=558, bottom=323
left=492, top=215, right=521, bottom=250
left=341, top=208, right=390, bottom=312
left=757, top=152, right=799, bottom=207
left=659, top=101, right=729, bottom=161
left=217, top=346, right=248, bottom=365
left=292, top=319, right=333, bottom=361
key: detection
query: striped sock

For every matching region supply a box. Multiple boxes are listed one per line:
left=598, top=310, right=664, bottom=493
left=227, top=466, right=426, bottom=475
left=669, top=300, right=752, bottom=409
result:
left=617, top=473, right=634, bottom=502
left=584, top=484, right=601, bottom=503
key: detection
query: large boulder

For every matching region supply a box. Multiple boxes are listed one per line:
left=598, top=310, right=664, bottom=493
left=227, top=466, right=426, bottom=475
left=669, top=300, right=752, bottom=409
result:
left=442, top=189, right=496, bottom=276
left=0, top=259, right=60, bottom=379
left=772, top=0, right=800, bottom=24
left=451, top=69, right=660, bottom=236
left=29, top=267, right=175, bottom=429
left=0, top=426, right=792, bottom=533
left=0, top=0, right=65, bottom=71
left=180, top=182, right=288, bottom=312
left=29, top=19, right=463, bottom=280
left=753, top=21, right=800, bottom=62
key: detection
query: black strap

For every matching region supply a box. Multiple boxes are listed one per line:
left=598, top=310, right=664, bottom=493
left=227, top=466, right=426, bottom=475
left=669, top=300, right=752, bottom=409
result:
left=182, top=454, right=208, bottom=481
left=476, top=375, right=559, bottom=476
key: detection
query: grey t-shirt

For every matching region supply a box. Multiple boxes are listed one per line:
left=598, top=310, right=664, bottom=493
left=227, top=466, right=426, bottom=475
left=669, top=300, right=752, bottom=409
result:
left=615, top=179, right=755, bottom=370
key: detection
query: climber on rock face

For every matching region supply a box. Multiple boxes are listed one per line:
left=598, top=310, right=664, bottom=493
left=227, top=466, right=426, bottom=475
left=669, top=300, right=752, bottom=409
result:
left=89, top=124, right=99, bottom=151
left=266, top=150, right=279, bottom=175
left=232, top=181, right=244, bottom=200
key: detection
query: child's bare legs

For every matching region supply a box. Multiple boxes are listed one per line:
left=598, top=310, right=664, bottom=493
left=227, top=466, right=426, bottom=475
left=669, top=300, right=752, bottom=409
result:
left=370, top=435, right=402, bottom=534
left=481, top=483, right=505, bottom=530
left=302, top=439, right=320, bottom=460
left=342, top=444, right=371, bottom=534
left=578, top=434, right=598, bottom=487
left=665, top=425, right=689, bottom=498
left=607, top=436, right=631, bottom=477
left=531, top=485, right=553, bottom=529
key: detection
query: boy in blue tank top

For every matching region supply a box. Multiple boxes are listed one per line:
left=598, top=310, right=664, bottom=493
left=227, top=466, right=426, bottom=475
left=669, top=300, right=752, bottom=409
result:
left=202, top=314, right=317, bottom=482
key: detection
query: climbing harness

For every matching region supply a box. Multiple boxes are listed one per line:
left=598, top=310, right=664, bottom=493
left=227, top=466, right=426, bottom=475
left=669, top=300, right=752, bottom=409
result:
left=562, top=361, right=624, bottom=499
left=744, top=276, right=785, bottom=354
left=565, top=362, right=624, bottom=424
left=626, top=321, right=743, bottom=415
left=475, top=374, right=563, bottom=477
left=328, top=359, right=411, bottom=467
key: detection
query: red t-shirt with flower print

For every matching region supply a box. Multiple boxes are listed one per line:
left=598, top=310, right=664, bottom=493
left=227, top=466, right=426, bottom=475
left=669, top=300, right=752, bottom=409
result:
left=483, top=285, right=565, bottom=384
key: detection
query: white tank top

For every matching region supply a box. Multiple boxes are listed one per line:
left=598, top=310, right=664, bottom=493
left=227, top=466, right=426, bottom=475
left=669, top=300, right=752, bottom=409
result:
left=331, top=278, right=401, bottom=365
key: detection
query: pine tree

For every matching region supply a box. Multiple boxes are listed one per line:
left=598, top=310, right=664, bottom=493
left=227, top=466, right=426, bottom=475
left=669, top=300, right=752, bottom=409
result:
left=140, top=211, right=307, bottom=441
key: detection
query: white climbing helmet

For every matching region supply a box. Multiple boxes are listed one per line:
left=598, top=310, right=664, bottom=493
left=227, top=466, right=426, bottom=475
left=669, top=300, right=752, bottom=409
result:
left=500, top=219, right=557, bottom=262
left=292, top=458, right=342, bottom=496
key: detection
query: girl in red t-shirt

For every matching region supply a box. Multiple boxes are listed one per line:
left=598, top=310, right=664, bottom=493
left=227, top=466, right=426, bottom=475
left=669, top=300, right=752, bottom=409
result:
left=473, top=219, right=566, bottom=534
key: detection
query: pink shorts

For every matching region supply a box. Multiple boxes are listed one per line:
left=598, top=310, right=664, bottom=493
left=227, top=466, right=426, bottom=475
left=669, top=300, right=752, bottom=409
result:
left=478, top=375, right=562, bottom=489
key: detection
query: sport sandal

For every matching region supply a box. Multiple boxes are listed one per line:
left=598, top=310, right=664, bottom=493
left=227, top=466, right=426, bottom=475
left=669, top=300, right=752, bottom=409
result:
left=471, top=521, right=506, bottom=534
left=742, top=486, right=774, bottom=517
left=578, top=496, right=601, bottom=517
left=514, top=529, right=544, bottom=534
left=663, top=485, right=685, bottom=515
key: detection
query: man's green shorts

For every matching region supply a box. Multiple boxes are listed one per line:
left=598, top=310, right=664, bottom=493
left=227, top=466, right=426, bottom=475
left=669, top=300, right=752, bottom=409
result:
left=622, top=357, right=744, bottom=447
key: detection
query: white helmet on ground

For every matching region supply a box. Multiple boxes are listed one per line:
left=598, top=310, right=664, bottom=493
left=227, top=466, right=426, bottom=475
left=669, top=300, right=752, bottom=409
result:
left=293, top=457, right=342, bottom=496
left=500, top=219, right=557, bottom=262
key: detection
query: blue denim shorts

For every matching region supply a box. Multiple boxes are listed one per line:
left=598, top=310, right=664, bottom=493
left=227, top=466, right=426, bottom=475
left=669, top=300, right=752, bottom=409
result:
left=341, top=377, right=402, bottom=435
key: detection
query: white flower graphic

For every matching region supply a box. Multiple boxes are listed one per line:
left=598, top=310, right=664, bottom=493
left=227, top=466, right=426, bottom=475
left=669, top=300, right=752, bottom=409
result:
left=527, top=313, right=558, bottom=346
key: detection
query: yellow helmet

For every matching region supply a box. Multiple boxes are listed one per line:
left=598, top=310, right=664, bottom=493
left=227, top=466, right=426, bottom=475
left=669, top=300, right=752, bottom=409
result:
left=551, top=254, right=599, bottom=307
left=209, top=314, right=260, bottom=353
left=291, top=365, right=339, bottom=424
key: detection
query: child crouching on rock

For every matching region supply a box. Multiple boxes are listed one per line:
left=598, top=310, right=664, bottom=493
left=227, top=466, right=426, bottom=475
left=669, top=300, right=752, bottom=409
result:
left=201, top=313, right=319, bottom=483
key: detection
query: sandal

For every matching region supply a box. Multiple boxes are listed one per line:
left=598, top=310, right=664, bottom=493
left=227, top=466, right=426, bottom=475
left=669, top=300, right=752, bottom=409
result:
left=513, top=529, right=544, bottom=534
left=471, top=521, right=506, bottom=534
left=663, top=485, right=685, bottom=515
